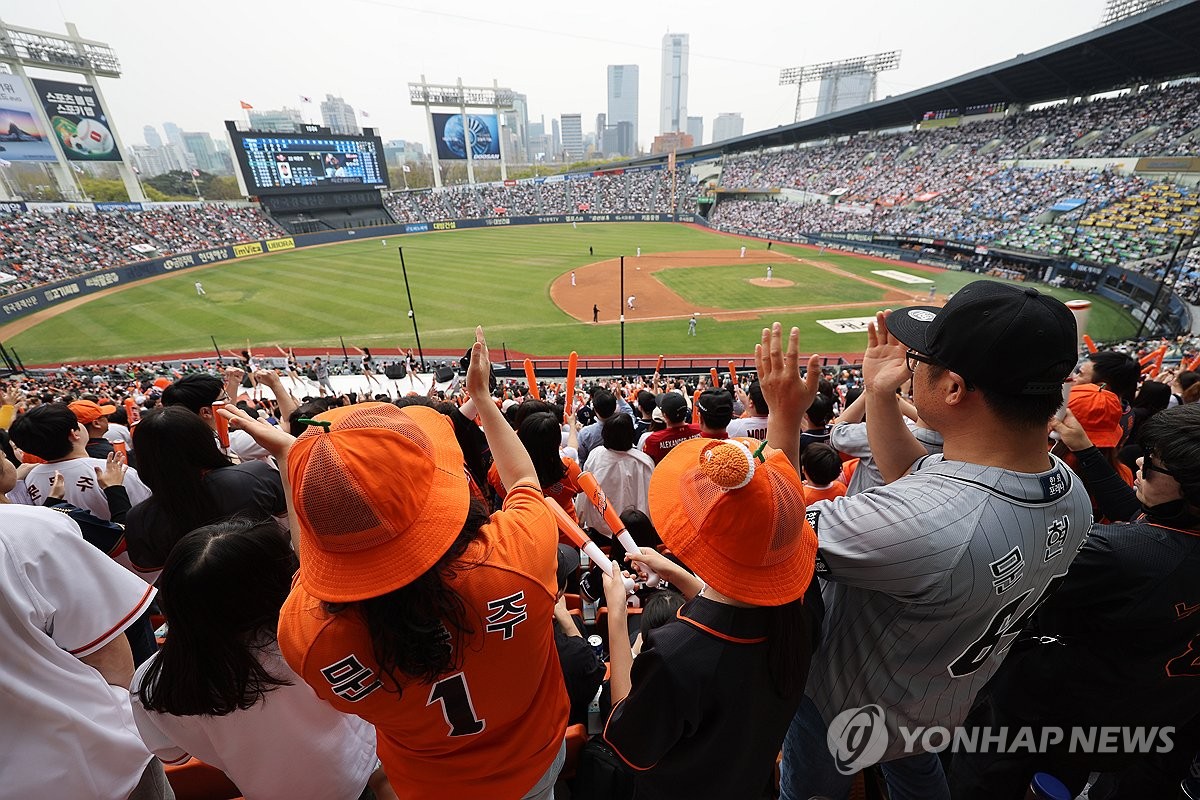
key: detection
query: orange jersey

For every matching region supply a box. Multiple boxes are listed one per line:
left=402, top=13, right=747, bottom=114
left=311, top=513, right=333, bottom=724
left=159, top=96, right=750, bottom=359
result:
left=278, top=483, right=569, bottom=799
left=803, top=482, right=848, bottom=505
left=490, top=457, right=582, bottom=545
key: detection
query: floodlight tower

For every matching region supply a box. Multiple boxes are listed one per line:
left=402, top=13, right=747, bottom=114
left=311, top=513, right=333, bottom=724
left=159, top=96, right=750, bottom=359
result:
left=0, top=18, right=142, bottom=201
left=779, top=50, right=901, bottom=123
left=1098, top=0, right=1169, bottom=26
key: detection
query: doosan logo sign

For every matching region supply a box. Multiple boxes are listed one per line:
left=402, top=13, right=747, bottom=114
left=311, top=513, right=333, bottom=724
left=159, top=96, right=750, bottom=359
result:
left=827, top=705, right=889, bottom=774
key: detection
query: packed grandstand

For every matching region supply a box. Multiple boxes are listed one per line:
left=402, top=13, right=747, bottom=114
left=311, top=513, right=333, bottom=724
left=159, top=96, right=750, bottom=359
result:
left=3, top=77, right=1199, bottom=312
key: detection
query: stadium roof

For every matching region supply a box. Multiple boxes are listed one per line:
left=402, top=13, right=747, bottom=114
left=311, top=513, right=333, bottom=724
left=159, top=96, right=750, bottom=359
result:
left=676, top=0, right=1200, bottom=159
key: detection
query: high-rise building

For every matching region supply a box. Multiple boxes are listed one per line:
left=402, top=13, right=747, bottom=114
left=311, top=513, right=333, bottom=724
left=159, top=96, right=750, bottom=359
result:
left=180, top=131, right=224, bottom=174
left=686, top=115, right=703, bottom=147
left=560, top=114, right=584, bottom=161
left=504, top=93, right=530, bottom=164
left=143, top=125, right=162, bottom=149
left=383, top=139, right=425, bottom=168
left=320, top=94, right=359, bottom=135
left=162, top=122, right=185, bottom=152
left=659, top=33, right=689, bottom=134
left=248, top=107, right=305, bottom=133
left=607, top=64, right=639, bottom=155
left=551, top=118, right=561, bottom=160
left=712, top=113, right=744, bottom=143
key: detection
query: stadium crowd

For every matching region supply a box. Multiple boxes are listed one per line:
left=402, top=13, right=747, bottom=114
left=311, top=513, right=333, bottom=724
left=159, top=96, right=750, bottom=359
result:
left=6, top=280, right=1200, bottom=800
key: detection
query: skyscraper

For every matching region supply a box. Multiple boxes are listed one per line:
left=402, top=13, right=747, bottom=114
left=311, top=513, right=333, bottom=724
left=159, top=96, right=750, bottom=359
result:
left=686, top=115, right=703, bottom=147
left=712, top=113, right=745, bottom=143
left=551, top=118, right=561, bottom=160
left=162, top=122, right=185, bottom=152
left=560, top=114, right=584, bottom=161
left=320, top=94, right=359, bottom=135
left=659, top=33, right=689, bottom=134
left=607, top=64, right=639, bottom=155
left=143, top=125, right=162, bottom=149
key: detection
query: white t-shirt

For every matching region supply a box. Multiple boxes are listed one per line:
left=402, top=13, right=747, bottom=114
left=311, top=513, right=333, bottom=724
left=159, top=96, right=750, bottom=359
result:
left=24, top=457, right=152, bottom=518
left=130, top=642, right=378, bottom=800
left=0, top=505, right=157, bottom=799
left=104, top=423, right=134, bottom=450
left=228, top=428, right=273, bottom=463
left=726, top=415, right=769, bottom=441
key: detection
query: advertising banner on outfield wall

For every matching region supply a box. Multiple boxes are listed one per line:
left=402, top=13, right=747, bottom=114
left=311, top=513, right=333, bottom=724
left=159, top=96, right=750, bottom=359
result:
left=31, top=78, right=123, bottom=162
left=0, top=75, right=58, bottom=162
left=432, top=113, right=500, bottom=161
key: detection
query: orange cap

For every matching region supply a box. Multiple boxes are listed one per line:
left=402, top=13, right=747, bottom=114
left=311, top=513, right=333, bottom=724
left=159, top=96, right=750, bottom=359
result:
left=1067, top=382, right=1123, bottom=448
left=648, top=438, right=817, bottom=606
left=68, top=399, right=117, bottom=424
left=288, top=403, right=469, bottom=602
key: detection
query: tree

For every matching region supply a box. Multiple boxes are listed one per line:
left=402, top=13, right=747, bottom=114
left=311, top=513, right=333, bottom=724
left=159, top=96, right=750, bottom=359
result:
left=204, top=176, right=242, bottom=200
left=78, top=177, right=129, bottom=201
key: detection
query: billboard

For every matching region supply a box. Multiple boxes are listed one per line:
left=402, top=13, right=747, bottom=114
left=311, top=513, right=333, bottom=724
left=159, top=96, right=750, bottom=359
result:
left=228, top=129, right=389, bottom=195
left=31, top=78, right=122, bottom=161
left=0, top=75, right=57, bottom=162
left=433, top=113, right=500, bottom=161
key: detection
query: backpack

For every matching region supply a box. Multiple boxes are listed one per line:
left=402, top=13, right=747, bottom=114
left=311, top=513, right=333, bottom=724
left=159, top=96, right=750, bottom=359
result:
left=569, top=737, right=636, bottom=800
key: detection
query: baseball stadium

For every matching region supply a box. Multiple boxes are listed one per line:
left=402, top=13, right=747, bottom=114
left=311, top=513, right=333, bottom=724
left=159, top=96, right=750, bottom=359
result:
left=4, top=1, right=1200, bottom=799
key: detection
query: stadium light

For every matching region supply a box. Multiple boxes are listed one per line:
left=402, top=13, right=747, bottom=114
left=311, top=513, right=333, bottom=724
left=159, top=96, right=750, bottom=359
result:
left=779, top=50, right=901, bottom=123
left=1098, top=0, right=1169, bottom=26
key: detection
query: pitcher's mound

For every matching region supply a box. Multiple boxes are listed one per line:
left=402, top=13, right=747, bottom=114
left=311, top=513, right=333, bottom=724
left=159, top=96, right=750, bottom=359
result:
left=748, top=277, right=794, bottom=288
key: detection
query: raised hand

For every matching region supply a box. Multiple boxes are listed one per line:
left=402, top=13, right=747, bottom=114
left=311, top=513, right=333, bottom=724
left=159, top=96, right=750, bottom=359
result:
left=754, top=322, right=820, bottom=419
left=96, top=451, right=128, bottom=488
left=862, top=310, right=911, bottom=395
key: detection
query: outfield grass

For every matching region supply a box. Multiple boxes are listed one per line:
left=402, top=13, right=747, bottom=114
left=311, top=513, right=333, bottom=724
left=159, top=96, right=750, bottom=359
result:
left=5, top=224, right=1139, bottom=363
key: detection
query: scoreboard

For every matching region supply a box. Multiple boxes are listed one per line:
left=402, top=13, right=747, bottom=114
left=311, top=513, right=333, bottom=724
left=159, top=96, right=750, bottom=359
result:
left=228, top=124, right=389, bottom=196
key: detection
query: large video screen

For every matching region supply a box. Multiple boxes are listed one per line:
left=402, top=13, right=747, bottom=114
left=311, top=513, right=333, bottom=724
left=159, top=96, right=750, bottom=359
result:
left=230, top=131, right=389, bottom=195
left=433, top=113, right=500, bottom=161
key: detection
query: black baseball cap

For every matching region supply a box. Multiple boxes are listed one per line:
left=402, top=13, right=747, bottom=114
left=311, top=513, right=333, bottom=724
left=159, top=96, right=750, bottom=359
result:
left=659, top=392, right=690, bottom=423
left=885, top=280, right=1077, bottom=396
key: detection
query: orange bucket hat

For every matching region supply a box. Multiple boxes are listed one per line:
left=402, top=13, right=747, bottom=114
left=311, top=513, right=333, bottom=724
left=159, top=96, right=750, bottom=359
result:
left=287, top=402, right=470, bottom=603
left=648, top=437, right=817, bottom=606
left=1067, top=382, right=1123, bottom=448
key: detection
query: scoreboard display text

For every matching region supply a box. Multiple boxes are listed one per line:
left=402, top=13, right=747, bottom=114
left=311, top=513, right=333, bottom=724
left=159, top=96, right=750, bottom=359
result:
left=231, top=132, right=389, bottom=195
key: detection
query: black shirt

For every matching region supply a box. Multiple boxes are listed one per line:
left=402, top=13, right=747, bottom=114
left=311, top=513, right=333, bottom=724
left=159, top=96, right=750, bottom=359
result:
left=603, top=595, right=816, bottom=800
left=555, top=627, right=606, bottom=726
left=86, top=437, right=115, bottom=459
left=986, top=519, right=1200, bottom=734
left=125, top=459, right=286, bottom=570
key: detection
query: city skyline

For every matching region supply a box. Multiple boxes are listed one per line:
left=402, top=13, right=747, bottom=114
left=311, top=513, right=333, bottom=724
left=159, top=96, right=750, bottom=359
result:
left=1, top=0, right=1106, bottom=159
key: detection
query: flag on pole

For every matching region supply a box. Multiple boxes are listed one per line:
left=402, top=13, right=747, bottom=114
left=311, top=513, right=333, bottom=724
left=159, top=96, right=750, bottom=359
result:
left=239, top=100, right=253, bottom=110
left=402, top=164, right=411, bottom=173
left=299, top=95, right=312, bottom=103
left=0, top=159, right=11, bottom=167
left=192, top=169, right=200, bottom=177
left=361, top=111, right=370, bottom=118
left=132, top=165, right=140, bottom=174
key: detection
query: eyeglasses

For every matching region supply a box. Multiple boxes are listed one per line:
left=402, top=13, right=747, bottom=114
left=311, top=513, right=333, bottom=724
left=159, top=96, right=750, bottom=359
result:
left=1137, top=460, right=1176, bottom=479
left=905, top=350, right=940, bottom=373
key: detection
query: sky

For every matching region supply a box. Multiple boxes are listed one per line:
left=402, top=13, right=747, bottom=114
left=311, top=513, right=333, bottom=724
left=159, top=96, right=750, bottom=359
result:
left=0, top=0, right=1108, bottom=152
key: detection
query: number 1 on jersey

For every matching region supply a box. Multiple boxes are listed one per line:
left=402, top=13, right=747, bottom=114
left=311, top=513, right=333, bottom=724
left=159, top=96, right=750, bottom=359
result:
left=427, top=672, right=485, bottom=737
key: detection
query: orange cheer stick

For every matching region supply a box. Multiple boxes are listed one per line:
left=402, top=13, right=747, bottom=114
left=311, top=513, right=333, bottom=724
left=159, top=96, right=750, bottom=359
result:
left=565, top=351, right=578, bottom=413
left=656, top=354, right=664, bottom=373
left=123, top=397, right=141, bottom=425
left=710, top=367, right=720, bottom=386
left=1082, top=334, right=1098, bottom=355
left=1188, top=353, right=1200, bottom=373
left=211, top=400, right=230, bottom=449
left=728, top=361, right=738, bottom=386
left=523, top=359, right=540, bottom=400
left=691, top=390, right=701, bottom=424
left=543, top=498, right=635, bottom=592
left=576, top=471, right=660, bottom=587
left=1139, top=346, right=1167, bottom=366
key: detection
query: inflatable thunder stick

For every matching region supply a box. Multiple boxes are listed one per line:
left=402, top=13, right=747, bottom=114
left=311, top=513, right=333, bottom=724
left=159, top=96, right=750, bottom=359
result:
left=576, top=471, right=660, bottom=588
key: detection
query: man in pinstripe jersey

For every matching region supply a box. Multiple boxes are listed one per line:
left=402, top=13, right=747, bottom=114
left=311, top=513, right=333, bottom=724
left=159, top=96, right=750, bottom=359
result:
left=777, top=282, right=1093, bottom=800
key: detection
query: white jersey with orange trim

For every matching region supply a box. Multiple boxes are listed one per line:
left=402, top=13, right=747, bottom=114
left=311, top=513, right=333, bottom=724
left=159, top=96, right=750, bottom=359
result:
left=0, top=505, right=157, bottom=799
left=805, top=453, right=1092, bottom=762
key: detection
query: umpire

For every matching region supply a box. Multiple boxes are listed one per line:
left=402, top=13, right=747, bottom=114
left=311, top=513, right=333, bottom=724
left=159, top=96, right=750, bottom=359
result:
left=776, top=281, right=1094, bottom=800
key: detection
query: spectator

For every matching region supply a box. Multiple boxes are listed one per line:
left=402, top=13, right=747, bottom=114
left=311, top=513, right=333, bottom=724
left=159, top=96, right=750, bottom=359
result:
left=160, top=373, right=272, bottom=462
left=577, top=414, right=655, bottom=538
left=577, top=387, right=632, bottom=467
left=9, top=403, right=152, bottom=517
left=550, top=543, right=604, bottom=726
left=726, top=380, right=769, bottom=440
left=695, top=389, right=733, bottom=439
left=778, top=284, right=1092, bottom=800
left=130, top=518, right=387, bottom=800
left=275, top=330, right=568, bottom=799
left=0, top=504, right=165, bottom=799
left=800, top=442, right=848, bottom=504
left=69, top=399, right=117, bottom=459
left=124, top=406, right=286, bottom=583
left=641, top=393, right=700, bottom=464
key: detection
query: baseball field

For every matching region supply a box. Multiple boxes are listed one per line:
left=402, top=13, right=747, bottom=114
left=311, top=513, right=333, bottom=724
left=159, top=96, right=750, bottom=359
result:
left=1, top=222, right=1139, bottom=364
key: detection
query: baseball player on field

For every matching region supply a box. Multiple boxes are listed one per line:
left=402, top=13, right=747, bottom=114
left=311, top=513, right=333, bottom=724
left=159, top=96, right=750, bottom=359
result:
left=777, top=281, right=1093, bottom=800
